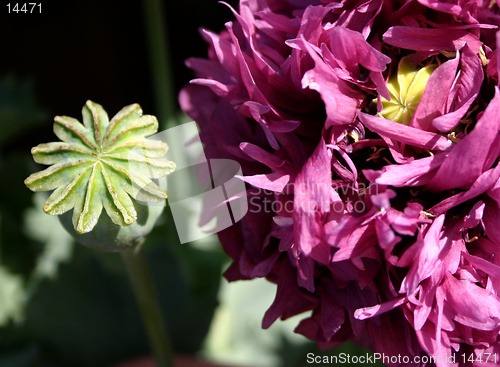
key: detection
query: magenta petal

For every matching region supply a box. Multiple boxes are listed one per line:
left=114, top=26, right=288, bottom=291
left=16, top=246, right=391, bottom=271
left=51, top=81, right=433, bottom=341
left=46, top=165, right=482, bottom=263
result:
left=463, top=252, right=500, bottom=279
left=294, top=139, right=332, bottom=256
left=199, top=28, right=240, bottom=78
left=226, top=24, right=284, bottom=148
left=496, top=31, right=500, bottom=79
left=179, top=84, right=256, bottom=163
left=485, top=135, right=500, bottom=171
left=463, top=200, right=485, bottom=229
left=412, top=274, right=441, bottom=330
left=401, top=215, right=445, bottom=295
left=386, top=207, right=426, bottom=236
left=358, top=112, right=453, bottom=151
left=328, top=144, right=358, bottom=183
left=239, top=142, right=297, bottom=175
left=256, top=10, right=298, bottom=36
left=375, top=218, right=400, bottom=252
left=290, top=5, right=331, bottom=48
left=330, top=221, right=378, bottom=268
left=383, top=26, right=483, bottom=53
left=300, top=36, right=361, bottom=126
left=190, top=77, right=233, bottom=97
left=443, top=272, right=500, bottom=331
left=432, top=47, right=483, bottom=132
left=238, top=172, right=290, bottom=192
left=428, top=163, right=500, bottom=215
left=488, top=168, right=500, bottom=206
left=328, top=0, right=384, bottom=39
left=411, top=55, right=459, bottom=131
left=320, top=293, right=345, bottom=340
left=370, top=189, right=396, bottom=209
left=186, top=54, right=236, bottom=85
left=240, top=101, right=280, bottom=149
left=328, top=26, right=391, bottom=73
left=487, top=49, right=498, bottom=79
left=318, top=29, right=390, bottom=99
left=354, top=296, right=407, bottom=320
left=483, top=199, right=500, bottom=247
left=414, top=322, right=454, bottom=367
left=250, top=251, right=281, bottom=278
left=296, top=256, right=316, bottom=292
left=369, top=67, right=391, bottom=100
left=364, top=153, right=447, bottom=187
left=426, top=87, right=500, bottom=191
left=262, top=266, right=306, bottom=329
left=417, top=0, right=464, bottom=17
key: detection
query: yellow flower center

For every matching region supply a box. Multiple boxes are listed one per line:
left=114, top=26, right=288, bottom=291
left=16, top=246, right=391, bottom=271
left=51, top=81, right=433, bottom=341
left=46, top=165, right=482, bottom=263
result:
left=379, top=57, right=436, bottom=125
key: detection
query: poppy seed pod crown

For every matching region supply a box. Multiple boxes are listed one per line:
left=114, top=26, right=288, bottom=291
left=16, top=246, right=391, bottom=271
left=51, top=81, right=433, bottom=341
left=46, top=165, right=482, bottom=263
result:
left=25, top=101, right=175, bottom=251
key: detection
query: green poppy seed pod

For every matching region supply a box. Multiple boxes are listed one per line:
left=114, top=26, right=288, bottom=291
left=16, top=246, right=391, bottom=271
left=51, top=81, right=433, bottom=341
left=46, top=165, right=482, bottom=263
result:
left=24, top=100, right=175, bottom=251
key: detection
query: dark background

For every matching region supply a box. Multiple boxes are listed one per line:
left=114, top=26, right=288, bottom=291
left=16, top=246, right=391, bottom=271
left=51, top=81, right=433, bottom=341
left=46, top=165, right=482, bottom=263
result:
left=0, top=0, right=238, bottom=153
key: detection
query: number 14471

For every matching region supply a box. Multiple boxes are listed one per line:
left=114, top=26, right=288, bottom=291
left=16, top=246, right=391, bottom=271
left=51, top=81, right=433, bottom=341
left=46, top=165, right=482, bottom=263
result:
left=6, top=3, right=41, bottom=13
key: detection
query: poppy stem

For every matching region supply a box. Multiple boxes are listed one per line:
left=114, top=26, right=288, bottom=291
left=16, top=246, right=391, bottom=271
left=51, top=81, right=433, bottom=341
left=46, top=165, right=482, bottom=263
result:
left=142, top=0, right=177, bottom=129
left=122, top=247, right=174, bottom=367
left=137, top=2, right=176, bottom=364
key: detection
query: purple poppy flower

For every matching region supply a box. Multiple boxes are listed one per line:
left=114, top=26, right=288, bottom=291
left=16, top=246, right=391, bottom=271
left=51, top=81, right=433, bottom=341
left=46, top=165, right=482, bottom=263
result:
left=181, top=0, right=500, bottom=365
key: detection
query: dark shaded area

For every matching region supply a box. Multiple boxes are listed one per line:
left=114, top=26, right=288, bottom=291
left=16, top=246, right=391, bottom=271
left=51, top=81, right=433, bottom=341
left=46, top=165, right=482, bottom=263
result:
left=0, top=0, right=238, bottom=152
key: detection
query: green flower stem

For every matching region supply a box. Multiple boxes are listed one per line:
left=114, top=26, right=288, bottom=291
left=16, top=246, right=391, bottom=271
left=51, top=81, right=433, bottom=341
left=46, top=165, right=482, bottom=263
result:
left=138, top=2, right=176, bottom=364
left=122, top=247, right=174, bottom=367
left=142, top=0, right=176, bottom=129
